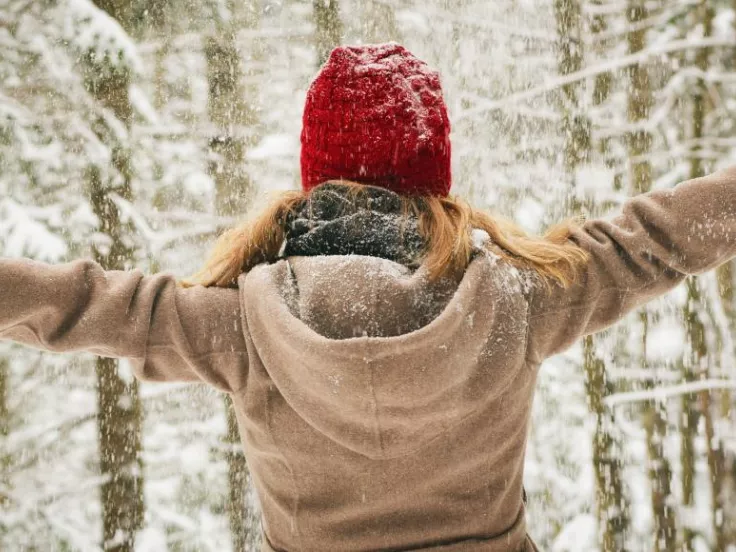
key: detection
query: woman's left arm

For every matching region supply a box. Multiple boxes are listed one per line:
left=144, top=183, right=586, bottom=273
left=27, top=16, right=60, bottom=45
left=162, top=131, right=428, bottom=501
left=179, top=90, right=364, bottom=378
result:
left=0, top=258, right=248, bottom=393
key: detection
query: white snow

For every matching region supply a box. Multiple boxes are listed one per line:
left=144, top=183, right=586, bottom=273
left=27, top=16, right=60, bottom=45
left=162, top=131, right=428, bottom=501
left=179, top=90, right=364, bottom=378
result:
left=3, top=1, right=736, bottom=551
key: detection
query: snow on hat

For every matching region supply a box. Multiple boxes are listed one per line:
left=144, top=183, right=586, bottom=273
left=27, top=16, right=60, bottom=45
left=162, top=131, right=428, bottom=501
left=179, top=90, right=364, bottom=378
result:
left=300, top=42, right=452, bottom=197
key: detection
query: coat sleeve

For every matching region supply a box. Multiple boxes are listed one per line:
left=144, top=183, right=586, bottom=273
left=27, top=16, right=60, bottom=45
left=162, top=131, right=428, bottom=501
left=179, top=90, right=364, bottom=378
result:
left=526, top=166, right=736, bottom=363
left=0, top=257, right=249, bottom=393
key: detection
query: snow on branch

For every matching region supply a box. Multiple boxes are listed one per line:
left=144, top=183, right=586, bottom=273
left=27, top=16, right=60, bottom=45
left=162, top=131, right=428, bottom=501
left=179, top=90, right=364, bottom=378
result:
left=605, top=379, right=736, bottom=408
left=368, top=0, right=557, bottom=40
left=584, top=1, right=698, bottom=42
left=60, top=0, right=142, bottom=74
left=138, top=25, right=313, bottom=55
left=581, top=0, right=696, bottom=16
left=108, top=193, right=236, bottom=255
left=422, top=8, right=556, bottom=41
left=459, top=91, right=561, bottom=122
left=457, top=37, right=736, bottom=121
left=601, top=137, right=736, bottom=171
left=593, top=67, right=736, bottom=139
left=582, top=1, right=630, bottom=16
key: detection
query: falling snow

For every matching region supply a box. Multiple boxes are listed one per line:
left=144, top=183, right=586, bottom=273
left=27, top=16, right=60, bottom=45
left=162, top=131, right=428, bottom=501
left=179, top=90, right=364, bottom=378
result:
left=1, top=1, right=736, bottom=551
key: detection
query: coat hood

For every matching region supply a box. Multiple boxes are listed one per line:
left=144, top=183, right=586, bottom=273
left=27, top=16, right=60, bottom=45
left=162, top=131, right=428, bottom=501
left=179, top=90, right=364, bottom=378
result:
left=238, top=252, right=530, bottom=460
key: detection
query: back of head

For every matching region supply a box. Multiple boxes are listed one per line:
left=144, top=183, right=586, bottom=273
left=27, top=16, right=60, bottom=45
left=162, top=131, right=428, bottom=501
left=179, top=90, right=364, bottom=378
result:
left=300, top=42, right=452, bottom=197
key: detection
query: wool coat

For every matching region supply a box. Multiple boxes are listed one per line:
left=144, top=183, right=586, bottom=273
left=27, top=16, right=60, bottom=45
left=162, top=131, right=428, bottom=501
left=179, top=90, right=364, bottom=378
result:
left=2, top=166, right=736, bottom=551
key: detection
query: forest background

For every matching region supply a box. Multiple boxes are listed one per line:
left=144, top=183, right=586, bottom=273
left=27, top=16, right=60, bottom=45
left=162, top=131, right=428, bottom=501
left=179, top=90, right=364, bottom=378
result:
left=2, top=0, right=736, bottom=551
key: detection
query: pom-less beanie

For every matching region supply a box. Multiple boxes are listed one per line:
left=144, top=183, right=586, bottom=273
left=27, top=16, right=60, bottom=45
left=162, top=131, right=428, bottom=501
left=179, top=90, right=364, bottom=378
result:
left=300, top=43, right=452, bottom=197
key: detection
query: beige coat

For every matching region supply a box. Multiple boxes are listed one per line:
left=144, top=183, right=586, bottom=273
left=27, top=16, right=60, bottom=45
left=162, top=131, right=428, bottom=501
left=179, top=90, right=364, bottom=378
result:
left=2, top=166, right=736, bottom=551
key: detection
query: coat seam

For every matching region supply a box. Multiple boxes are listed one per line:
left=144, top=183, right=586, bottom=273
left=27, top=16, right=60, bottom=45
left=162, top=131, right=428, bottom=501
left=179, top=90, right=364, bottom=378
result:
left=527, top=285, right=621, bottom=321
left=524, top=279, right=654, bottom=364
left=522, top=294, right=532, bottom=368
left=367, top=358, right=385, bottom=455
left=231, top=283, right=255, bottom=395
left=239, top=281, right=303, bottom=548
left=527, top=264, right=683, bottom=322
left=265, top=381, right=304, bottom=549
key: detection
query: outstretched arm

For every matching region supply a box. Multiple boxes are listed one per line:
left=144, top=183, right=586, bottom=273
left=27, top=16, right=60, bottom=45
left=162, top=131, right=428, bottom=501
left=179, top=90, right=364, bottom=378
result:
left=527, top=166, right=736, bottom=362
left=0, top=258, right=248, bottom=393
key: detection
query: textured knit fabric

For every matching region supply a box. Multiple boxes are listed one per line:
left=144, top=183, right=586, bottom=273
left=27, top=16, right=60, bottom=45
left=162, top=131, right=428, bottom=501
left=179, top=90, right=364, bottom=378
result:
left=282, top=183, right=426, bottom=269
left=300, top=43, right=452, bottom=197
left=2, top=166, right=736, bottom=551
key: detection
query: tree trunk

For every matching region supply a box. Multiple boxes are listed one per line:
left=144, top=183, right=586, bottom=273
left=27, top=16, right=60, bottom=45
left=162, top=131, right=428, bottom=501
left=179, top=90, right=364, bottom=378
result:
left=700, top=386, right=728, bottom=551
left=590, top=1, right=612, bottom=112
left=687, top=4, right=731, bottom=549
left=583, top=338, right=628, bottom=551
left=206, top=8, right=259, bottom=548
left=685, top=279, right=730, bottom=551
left=683, top=279, right=714, bottom=550
left=86, top=155, right=144, bottom=552
left=554, top=0, right=590, bottom=182
left=589, top=0, right=621, bottom=190
left=206, top=32, right=254, bottom=214
left=84, top=3, right=143, bottom=549
left=314, top=0, right=343, bottom=66
left=149, top=1, right=172, bottom=112
left=554, top=3, right=628, bottom=549
left=724, top=2, right=736, bottom=543
left=679, top=354, right=698, bottom=550
left=361, top=0, right=400, bottom=44
left=689, top=0, right=713, bottom=182
left=87, top=158, right=144, bottom=552
left=639, top=317, right=677, bottom=552
left=626, top=1, right=652, bottom=196
left=590, top=8, right=629, bottom=546
left=626, top=6, right=676, bottom=548
left=680, top=3, right=713, bottom=548
left=716, top=256, right=736, bottom=546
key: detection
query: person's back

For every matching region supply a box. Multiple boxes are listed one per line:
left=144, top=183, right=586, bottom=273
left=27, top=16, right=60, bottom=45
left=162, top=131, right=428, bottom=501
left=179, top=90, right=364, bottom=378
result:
left=2, top=42, right=736, bottom=551
left=239, top=226, right=533, bottom=550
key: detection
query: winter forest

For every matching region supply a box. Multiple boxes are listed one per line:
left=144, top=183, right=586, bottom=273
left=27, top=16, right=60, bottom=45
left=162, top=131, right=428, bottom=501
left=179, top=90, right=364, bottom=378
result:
left=1, top=0, right=736, bottom=551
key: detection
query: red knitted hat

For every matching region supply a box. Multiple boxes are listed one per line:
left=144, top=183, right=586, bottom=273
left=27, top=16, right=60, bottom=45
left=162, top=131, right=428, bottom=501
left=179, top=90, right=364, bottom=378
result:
left=300, top=43, right=452, bottom=197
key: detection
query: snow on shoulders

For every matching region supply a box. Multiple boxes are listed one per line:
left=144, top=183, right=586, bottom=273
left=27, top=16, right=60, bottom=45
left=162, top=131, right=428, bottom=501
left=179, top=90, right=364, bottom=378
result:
left=471, top=228, right=491, bottom=249
left=304, top=254, right=412, bottom=280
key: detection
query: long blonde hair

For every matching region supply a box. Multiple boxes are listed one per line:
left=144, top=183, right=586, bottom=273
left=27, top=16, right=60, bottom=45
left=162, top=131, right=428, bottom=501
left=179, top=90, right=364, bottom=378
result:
left=179, top=180, right=589, bottom=290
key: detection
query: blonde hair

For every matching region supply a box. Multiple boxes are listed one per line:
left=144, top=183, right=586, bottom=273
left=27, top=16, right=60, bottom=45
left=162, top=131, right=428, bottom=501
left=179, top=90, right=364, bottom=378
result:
left=179, top=180, right=589, bottom=290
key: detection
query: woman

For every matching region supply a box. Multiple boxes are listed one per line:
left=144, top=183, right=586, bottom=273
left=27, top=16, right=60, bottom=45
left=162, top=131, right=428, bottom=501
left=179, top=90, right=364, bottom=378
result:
left=2, top=42, right=736, bottom=552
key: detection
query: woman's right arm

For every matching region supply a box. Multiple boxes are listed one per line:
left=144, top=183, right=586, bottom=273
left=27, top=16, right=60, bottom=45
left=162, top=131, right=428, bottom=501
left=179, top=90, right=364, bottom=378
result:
left=0, top=258, right=249, bottom=393
left=527, top=166, right=736, bottom=362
